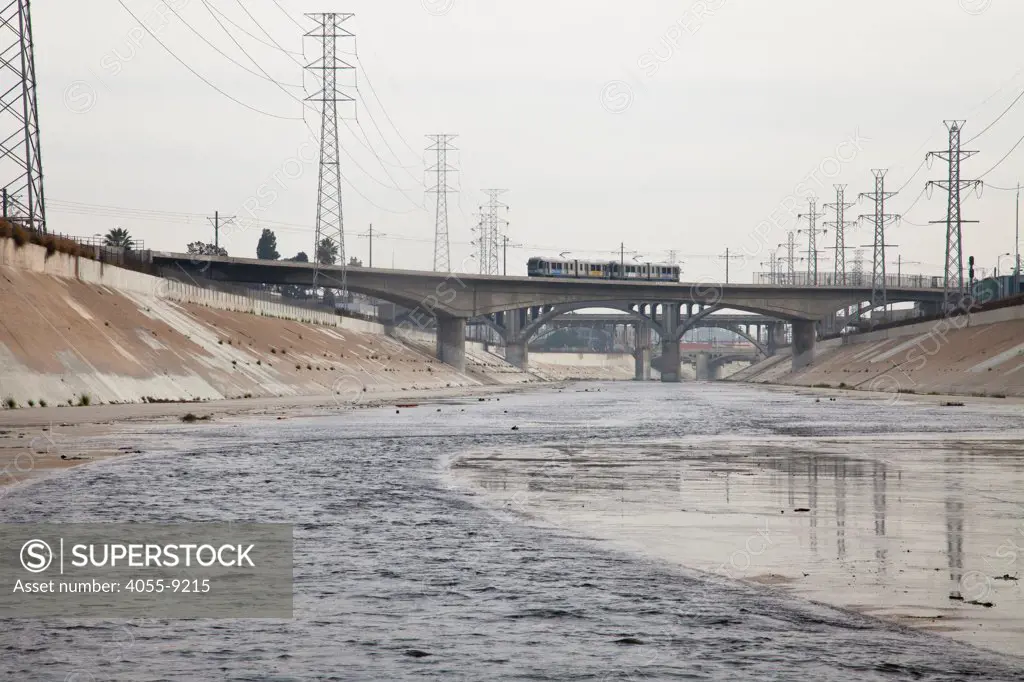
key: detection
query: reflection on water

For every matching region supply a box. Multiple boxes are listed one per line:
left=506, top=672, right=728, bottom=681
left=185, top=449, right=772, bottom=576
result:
left=454, top=429, right=1024, bottom=658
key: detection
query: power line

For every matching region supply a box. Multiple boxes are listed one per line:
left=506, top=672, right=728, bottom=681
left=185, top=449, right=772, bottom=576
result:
left=113, top=0, right=302, bottom=120
left=231, top=0, right=306, bottom=69
left=269, top=0, right=308, bottom=31
left=353, top=50, right=424, bottom=161
left=165, top=2, right=304, bottom=87
left=966, top=83, right=1024, bottom=144
left=978, top=129, right=1024, bottom=179
left=204, top=1, right=303, bottom=56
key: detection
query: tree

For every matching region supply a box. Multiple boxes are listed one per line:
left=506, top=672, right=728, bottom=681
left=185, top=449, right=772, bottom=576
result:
left=316, top=237, right=338, bottom=265
left=349, top=256, right=363, bottom=267
left=103, top=227, right=133, bottom=249
left=288, top=251, right=309, bottom=262
left=256, top=228, right=280, bottom=260
left=187, top=241, right=228, bottom=257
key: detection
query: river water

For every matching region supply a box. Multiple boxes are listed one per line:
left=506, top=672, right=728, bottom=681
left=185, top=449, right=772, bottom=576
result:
left=2, top=382, right=1024, bottom=681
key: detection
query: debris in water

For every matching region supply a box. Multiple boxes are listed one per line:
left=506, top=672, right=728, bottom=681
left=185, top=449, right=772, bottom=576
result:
left=941, top=401, right=965, bottom=407
left=994, top=574, right=1018, bottom=581
left=613, top=637, right=643, bottom=645
left=793, top=508, right=810, bottom=512
left=403, top=650, right=431, bottom=658
left=511, top=425, right=519, bottom=431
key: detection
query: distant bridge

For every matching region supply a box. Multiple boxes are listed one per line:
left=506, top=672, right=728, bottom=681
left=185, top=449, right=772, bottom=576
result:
left=155, top=253, right=945, bottom=379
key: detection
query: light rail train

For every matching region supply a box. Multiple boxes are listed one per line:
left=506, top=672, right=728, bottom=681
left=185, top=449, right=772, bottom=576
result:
left=526, top=257, right=680, bottom=282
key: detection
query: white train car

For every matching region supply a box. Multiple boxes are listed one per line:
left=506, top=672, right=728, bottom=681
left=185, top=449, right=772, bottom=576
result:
left=527, top=257, right=680, bottom=282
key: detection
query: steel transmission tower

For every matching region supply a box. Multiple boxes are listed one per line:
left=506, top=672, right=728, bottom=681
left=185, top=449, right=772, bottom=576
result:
left=851, top=249, right=865, bottom=286
left=798, top=199, right=826, bottom=285
left=480, top=189, right=508, bottom=275
left=824, top=185, right=856, bottom=285
left=786, top=229, right=794, bottom=280
left=0, top=0, right=45, bottom=231
left=426, top=134, right=458, bottom=272
left=859, top=170, right=899, bottom=313
left=927, top=121, right=981, bottom=310
left=472, top=211, right=487, bottom=274
left=306, top=13, right=355, bottom=293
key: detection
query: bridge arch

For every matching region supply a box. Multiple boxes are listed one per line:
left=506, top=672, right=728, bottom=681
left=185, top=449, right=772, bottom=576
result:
left=517, top=301, right=668, bottom=344
left=712, top=325, right=770, bottom=356
left=531, top=324, right=616, bottom=350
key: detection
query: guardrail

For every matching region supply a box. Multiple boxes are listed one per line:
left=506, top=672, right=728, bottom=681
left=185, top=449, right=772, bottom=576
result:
left=753, top=272, right=944, bottom=288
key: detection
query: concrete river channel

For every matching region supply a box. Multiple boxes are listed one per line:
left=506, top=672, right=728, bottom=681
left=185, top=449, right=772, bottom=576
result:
left=3, top=381, right=1024, bottom=680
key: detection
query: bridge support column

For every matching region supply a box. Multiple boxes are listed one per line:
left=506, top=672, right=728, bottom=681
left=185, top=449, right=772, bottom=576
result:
left=791, top=320, right=816, bottom=370
left=505, top=342, right=529, bottom=370
left=660, top=303, right=681, bottom=383
left=436, top=316, right=466, bottom=372
left=633, top=321, right=651, bottom=381
left=634, top=347, right=651, bottom=381
left=695, top=352, right=713, bottom=381
left=502, top=308, right=529, bottom=369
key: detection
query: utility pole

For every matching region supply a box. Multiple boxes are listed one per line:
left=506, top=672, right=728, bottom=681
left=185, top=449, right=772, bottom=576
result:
left=207, top=211, right=236, bottom=249
left=859, top=170, right=899, bottom=315
left=0, top=0, right=45, bottom=232
left=358, top=224, right=384, bottom=268
left=824, top=184, right=856, bottom=285
left=1011, top=183, right=1019, bottom=294
left=306, top=12, right=354, bottom=293
left=479, top=189, right=508, bottom=275
left=927, top=120, right=981, bottom=311
left=719, top=247, right=741, bottom=284
left=500, top=234, right=521, bottom=276
left=798, top=198, right=827, bottom=285
left=426, top=134, right=458, bottom=272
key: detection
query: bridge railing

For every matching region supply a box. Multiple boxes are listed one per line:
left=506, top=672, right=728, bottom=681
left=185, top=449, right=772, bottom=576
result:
left=753, top=272, right=943, bottom=288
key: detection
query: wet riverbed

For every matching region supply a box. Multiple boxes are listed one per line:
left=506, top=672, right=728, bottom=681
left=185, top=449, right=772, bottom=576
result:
left=2, top=382, right=1024, bottom=680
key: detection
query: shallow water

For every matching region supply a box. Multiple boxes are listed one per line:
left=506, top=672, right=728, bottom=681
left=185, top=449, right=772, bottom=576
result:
left=2, top=382, right=1024, bottom=681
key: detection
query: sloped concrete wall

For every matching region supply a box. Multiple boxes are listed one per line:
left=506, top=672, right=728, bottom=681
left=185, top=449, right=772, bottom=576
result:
left=0, top=238, right=535, bottom=407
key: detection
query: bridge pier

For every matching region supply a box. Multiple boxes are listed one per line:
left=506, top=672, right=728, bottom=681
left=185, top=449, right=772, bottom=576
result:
left=505, top=342, right=529, bottom=370
left=791, top=319, right=816, bottom=370
left=436, top=316, right=467, bottom=372
left=660, top=304, right=681, bottom=382
left=633, top=321, right=651, bottom=381
left=634, top=347, right=651, bottom=381
left=695, top=351, right=717, bottom=381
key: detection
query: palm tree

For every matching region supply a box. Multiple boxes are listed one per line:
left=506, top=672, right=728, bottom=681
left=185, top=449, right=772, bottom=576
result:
left=103, top=227, right=133, bottom=250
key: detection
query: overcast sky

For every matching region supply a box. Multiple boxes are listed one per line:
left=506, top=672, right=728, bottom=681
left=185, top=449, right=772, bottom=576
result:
left=33, top=0, right=1024, bottom=281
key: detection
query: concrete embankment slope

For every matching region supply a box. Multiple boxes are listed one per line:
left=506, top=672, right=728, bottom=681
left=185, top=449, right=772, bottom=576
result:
left=734, top=305, right=1024, bottom=397
left=0, top=237, right=537, bottom=407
